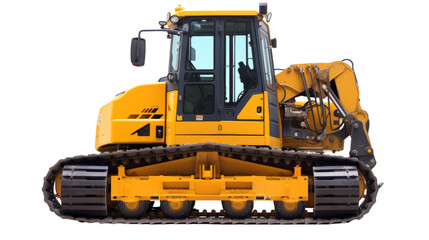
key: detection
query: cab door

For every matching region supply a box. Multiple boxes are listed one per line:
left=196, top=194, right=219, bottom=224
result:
left=219, top=18, right=264, bottom=135
left=176, top=19, right=221, bottom=135
left=176, top=17, right=264, bottom=136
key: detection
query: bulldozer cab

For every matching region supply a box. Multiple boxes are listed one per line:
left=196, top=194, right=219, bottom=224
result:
left=169, top=16, right=280, bottom=140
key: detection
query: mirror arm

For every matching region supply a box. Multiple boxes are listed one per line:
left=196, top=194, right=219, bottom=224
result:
left=137, top=29, right=187, bottom=38
left=136, top=28, right=188, bottom=66
left=133, top=28, right=187, bottom=66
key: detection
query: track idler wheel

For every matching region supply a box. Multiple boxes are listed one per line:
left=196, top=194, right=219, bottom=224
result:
left=274, top=201, right=305, bottom=219
left=222, top=200, right=254, bottom=219
left=313, top=166, right=360, bottom=218
left=160, top=200, right=193, bottom=219
left=60, top=165, right=108, bottom=218
left=118, top=200, right=150, bottom=219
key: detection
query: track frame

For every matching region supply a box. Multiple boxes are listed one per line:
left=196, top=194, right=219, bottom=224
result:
left=111, top=164, right=308, bottom=203
left=43, top=143, right=378, bottom=224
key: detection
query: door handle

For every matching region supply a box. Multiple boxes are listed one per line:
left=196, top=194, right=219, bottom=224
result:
left=217, top=104, right=223, bottom=112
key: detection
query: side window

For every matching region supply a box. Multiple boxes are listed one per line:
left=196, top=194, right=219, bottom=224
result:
left=183, top=20, right=215, bottom=115
left=224, top=21, right=256, bottom=107
left=187, top=21, right=214, bottom=70
left=169, top=34, right=181, bottom=72
left=259, top=31, right=274, bottom=89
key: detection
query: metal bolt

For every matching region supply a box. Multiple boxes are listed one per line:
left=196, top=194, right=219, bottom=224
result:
left=329, top=137, right=334, bottom=143
left=351, top=150, right=358, bottom=155
left=353, top=123, right=359, bottom=129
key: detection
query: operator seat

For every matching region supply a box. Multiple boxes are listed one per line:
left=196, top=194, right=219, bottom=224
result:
left=238, top=61, right=256, bottom=91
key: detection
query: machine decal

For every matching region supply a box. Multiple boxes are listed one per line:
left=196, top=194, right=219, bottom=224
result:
left=141, top=107, right=159, bottom=113
left=151, top=114, right=163, bottom=119
left=131, top=123, right=150, bottom=136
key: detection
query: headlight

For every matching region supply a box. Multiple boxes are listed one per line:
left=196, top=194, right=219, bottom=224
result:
left=169, top=15, right=179, bottom=24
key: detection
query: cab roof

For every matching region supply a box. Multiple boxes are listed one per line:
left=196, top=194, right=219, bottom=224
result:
left=174, top=10, right=259, bottom=18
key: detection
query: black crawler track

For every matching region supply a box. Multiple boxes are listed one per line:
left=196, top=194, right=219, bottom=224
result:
left=61, top=165, right=108, bottom=217
left=43, top=143, right=378, bottom=224
left=313, top=166, right=360, bottom=218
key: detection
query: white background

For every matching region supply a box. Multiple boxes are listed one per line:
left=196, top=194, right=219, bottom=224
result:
left=1, top=0, right=427, bottom=239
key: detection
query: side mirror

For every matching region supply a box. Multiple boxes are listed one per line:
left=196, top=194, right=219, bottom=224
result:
left=131, top=38, right=146, bottom=66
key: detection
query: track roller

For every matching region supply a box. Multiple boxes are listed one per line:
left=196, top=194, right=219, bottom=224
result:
left=313, top=166, right=360, bottom=218
left=274, top=201, right=305, bottom=219
left=118, top=200, right=150, bottom=219
left=160, top=200, right=193, bottom=219
left=222, top=200, right=254, bottom=219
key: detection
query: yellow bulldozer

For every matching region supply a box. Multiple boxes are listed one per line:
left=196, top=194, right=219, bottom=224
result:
left=43, top=3, right=379, bottom=224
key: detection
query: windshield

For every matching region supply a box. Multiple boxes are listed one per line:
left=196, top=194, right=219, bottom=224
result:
left=169, top=34, right=181, bottom=72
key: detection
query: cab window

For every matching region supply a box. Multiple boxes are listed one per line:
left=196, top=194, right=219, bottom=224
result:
left=224, top=21, right=256, bottom=107
left=186, top=20, right=215, bottom=70
left=259, top=30, right=274, bottom=89
left=183, top=20, right=215, bottom=115
left=169, top=34, right=181, bottom=72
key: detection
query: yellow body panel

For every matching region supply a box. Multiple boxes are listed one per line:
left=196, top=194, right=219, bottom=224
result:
left=165, top=90, right=178, bottom=146
left=173, top=135, right=276, bottom=147
left=95, top=101, right=112, bottom=148
left=95, top=83, right=166, bottom=151
left=237, top=93, right=264, bottom=120
left=163, top=90, right=280, bottom=148
left=175, top=121, right=263, bottom=135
